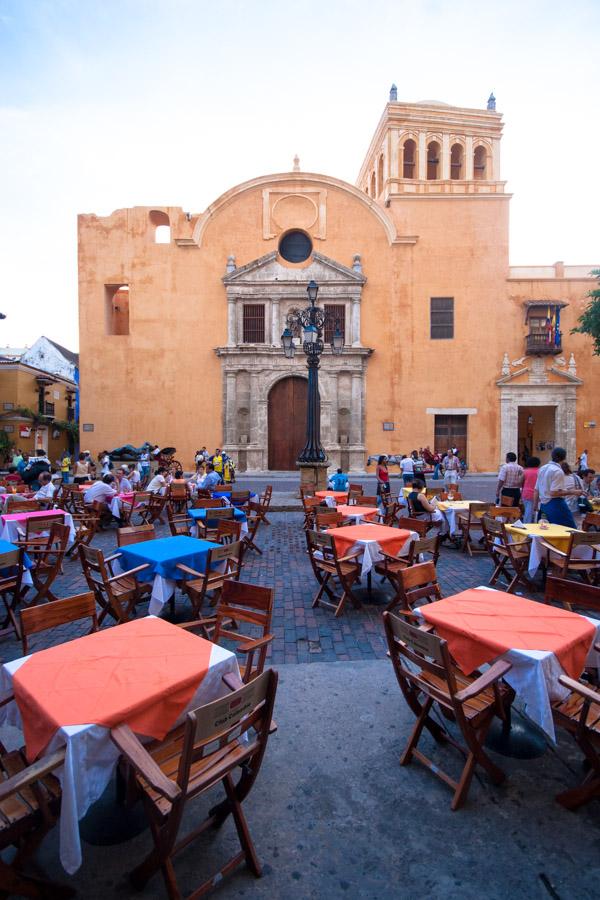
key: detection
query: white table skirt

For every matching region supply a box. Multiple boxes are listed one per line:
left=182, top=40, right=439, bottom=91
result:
left=0, top=635, right=240, bottom=874
left=0, top=513, right=76, bottom=548
left=504, top=530, right=594, bottom=577
left=418, top=586, right=600, bottom=741
left=345, top=530, right=419, bottom=577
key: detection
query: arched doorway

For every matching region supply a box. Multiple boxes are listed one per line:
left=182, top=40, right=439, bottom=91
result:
left=268, top=377, right=308, bottom=470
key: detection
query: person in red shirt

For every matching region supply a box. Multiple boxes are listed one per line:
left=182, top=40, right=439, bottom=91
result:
left=521, top=456, right=540, bottom=522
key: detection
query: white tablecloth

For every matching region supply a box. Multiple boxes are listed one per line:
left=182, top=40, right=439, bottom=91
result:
left=0, top=631, right=240, bottom=874
left=505, top=528, right=594, bottom=577
left=344, top=530, right=419, bottom=577
left=418, top=586, right=600, bottom=741
left=0, top=512, right=76, bottom=548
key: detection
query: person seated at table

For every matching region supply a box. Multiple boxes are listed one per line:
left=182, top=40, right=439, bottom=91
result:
left=4, top=466, right=23, bottom=486
left=328, top=468, right=348, bottom=492
left=84, top=473, right=117, bottom=506
left=22, top=449, right=51, bottom=491
left=198, top=463, right=222, bottom=491
left=533, top=447, right=580, bottom=528
left=408, top=480, right=448, bottom=535
left=146, top=466, right=169, bottom=495
left=129, top=464, right=141, bottom=488
left=73, top=451, right=94, bottom=485
left=581, top=468, right=598, bottom=500
left=168, top=468, right=187, bottom=485
left=33, top=471, right=56, bottom=504
left=117, top=466, right=133, bottom=493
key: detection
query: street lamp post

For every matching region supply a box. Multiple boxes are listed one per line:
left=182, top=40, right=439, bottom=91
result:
left=281, top=280, right=343, bottom=483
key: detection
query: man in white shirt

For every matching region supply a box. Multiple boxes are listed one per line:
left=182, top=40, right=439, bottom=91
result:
left=117, top=466, right=133, bottom=493
left=443, top=452, right=460, bottom=486
left=533, top=447, right=578, bottom=527
left=147, top=467, right=168, bottom=494
left=129, top=466, right=141, bottom=487
left=84, top=475, right=118, bottom=506
left=34, top=472, right=56, bottom=504
left=399, top=454, right=415, bottom=485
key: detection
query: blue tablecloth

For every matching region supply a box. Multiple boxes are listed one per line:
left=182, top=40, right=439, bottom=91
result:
left=211, top=491, right=257, bottom=507
left=0, top=539, right=33, bottom=571
left=118, top=535, right=219, bottom=583
left=188, top=508, right=246, bottom=526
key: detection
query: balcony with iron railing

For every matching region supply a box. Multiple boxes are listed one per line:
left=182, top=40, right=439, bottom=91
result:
left=525, top=331, right=562, bottom=356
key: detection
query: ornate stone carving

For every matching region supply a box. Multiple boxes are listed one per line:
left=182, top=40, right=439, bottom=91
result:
left=501, top=352, right=509, bottom=376
left=568, top=353, right=577, bottom=376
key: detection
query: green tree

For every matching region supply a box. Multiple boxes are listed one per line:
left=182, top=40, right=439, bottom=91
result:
left=571, top=269, right=600, bottom=355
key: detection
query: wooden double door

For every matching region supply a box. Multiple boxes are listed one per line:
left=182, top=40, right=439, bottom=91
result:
left=268, top=377, right=308, bottom=470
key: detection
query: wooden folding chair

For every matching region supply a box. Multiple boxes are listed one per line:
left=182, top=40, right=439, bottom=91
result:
left=166, top=482, right=189, bottom=515
left=117, top=524, right=157, bottom=547
left=20, top=591, right=98, bottom=655
left=544, top=575, right=600, bottom=615
left=481, top=515, right=533, bottom=594
left=0, top=546, right=25, bottom=640
left=539, top=532, right=600, bottom=584
left=299, top=484, right=316, bottom=500
left=552, top=665, right=600, bottom=809
left=242, top=501, right=265, bottom=557
left=258, top=485, right=272, bottom=525
left=382, top=559, right=443, bottom=614
left=305, top=529, right=362, bottom=617
left=18, top=512, right=66, bottom=548
left=66, top=507, right=100, bottom=558
left=78, top=545, right=151, bottom=625
left=348, top=483, right=363, bottom=496
left=18, top=524, right=70, bottom=606
left=456, top=502, right=490, bottom=556
left=486, top=505, right=522, bottom=522
left=197, top=507, right=234, bottom=542
left=302, top=496, right=321, bottom=530
left=582, top=512, right=600, bottom=533
left=110, top=669, right=278, bottom=897
left=397, top=516, right=428, bottom=538
left=176, top=542, right=242, bottom=615
left=347, top=489, right=362, bottom=505
left=139, top=493, right=167, bottom=525
left=120, top=491, right=152, bottom=526
left=3, top=499, right=40, bottom=514
left=383, top=611, right=511, bottom=809
left=0, top=745, right=74, bottom=899
left=314, top=510, right=345, bottom=531
left=406, top=494, right=432, bottom=522
left=216, top=519, right=242, bottom=544
left=500, top=494, right=515, bottom=507
left=355, top=495, right=378, bottom=506
left=180, top=581, right=274, bottom=683
left=375, top=536, right=440, bottom=593
left=166, top=506, right=192, bottom=537
left=191, top=497, right=225, bottom=509
left=231, top=490, right=251, bottom=509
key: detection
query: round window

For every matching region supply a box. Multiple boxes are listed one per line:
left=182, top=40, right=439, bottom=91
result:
left=278, top=230, right=312, bottom=263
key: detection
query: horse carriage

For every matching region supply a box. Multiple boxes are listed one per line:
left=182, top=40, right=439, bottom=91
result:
left=157, top=447, right=183, bottom=475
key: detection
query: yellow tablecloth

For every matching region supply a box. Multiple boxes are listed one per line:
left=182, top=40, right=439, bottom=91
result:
left=505, top=522, right=575, bottom=552
left=437, top=500, right=480, bottom=512
left=402, top=486, right=444, bottom=499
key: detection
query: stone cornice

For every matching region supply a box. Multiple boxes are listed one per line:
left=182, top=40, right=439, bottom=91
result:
left=215, top=345, right=373, bottom=360
left=191, top=172, right=398, bottom=247
left=222, top=250, right=366, bottom=286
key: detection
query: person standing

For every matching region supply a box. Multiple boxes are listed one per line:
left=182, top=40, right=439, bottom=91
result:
left=533, top=447, right=579, bottom=527
left=140, top=448, right=150, bottom=482
left=578, top=449, right=588, bottom=472
left=521, top=457, right=540, bottom=523
left=99, top=451, right=111, bottom=476
left=376, top=455, right=390, bottom=502
left=59, top=450, right=71, bottom=484
left=399, top=454, right=414, bottom=485
left=496, top=452, right=524, bottom=506
left=561, top=462, right=585, bottom=522
left=443, top=451, right=460, bottom=487
left=73, top=452, right=93, bottom=485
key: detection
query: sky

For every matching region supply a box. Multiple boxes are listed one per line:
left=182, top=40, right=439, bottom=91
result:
left=0, top=0, right=599, bottom=351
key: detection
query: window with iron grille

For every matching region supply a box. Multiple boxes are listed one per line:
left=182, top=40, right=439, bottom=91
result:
left=324, top=305, right=346, bottom=345
left=430, top=297, right=454, bottom=339
left=242, top=304, right=265, bottom=343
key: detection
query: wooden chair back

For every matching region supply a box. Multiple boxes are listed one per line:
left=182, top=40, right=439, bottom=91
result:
left=305, top=529, right=361, bottom=617
left=109, top=670, right=278, bottom=897
left=212, top=485, right=232, bottom=495
left=78, top=544, right=147, bottom=625
left=486, top=506, right=522, bottom=522
left=168, top=482, right=188, bottom=499
left=405, top=535, right=440, bottom=567
left=231, top=491, right=251, bottom=505
left=207, top=540, right=242, bottom=579
left=216, top=518, right=242, bottom=544
left=0, top=547, right=25, bottom=639
left=299, top=484, right=316, bottom=499
left=203, top=507, right=235, bottom=521
left=167, top=507, right=191, bottom=537
left=20, top=591, right=98, bottom=655
left=209, top=581, right=274, bottom=681
left=192, top=497, right=225, bottom=509
left=396, top=561, right=442, bottom=611
left=500, top=494, right=515, bottom=507
left=347, top=489, right=362, bottom=505
left=397, top=516, right=428, bottom=538
left=302, top=496, right=321, bottom=529
left=315, top=511, right=343, bottom=530
left=582, top=512, right=600, bottom=532
left=427, top=486, right=445, bottom=497
left=545, top=575, right=600, bottom=614
left=448, top=491, right=463, bottom=501
left=4, top=499, right=41, bottom=513
left=348, top=483, right=363, bottom=495
left=24, top=512, right=66, bottom=541
left=355, top=495, right=378, bottom=506
left=260, top=485, right=273, bottom=506
left=117, top=524, right=157, bottom=546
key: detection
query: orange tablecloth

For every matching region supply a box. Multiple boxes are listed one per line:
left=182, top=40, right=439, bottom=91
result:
left=336, top=504, right=379, bottom=521
left=14, top=617, right=213, bottom=761
left=421, top=588, right=595, bottom=678
left=316, top=490, right=348, bottom=502
left=330, top=524, right=411, bottom=558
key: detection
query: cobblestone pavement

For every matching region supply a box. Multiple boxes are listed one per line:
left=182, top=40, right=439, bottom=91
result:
left=0, top=507, right=542, bottom=666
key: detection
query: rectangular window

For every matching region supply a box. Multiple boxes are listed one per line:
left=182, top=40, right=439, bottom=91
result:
left=3, top=402, right=14, bottom=411
left=3, top=424, right=14, bottom=433
left=105, top=284, right=130, bottom=335
left=324, top=305, right=346, bottom=344
left=430, top=297, right=454, bottom=339
left=242, top=304, right=265, bottom=343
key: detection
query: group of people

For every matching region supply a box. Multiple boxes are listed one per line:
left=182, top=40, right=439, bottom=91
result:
left=194, top=447, right=235, bottom=483
left=497, top=449, right=598, bottom=527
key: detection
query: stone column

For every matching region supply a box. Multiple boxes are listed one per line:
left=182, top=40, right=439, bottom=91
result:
left=227, top=298, right=236, bottom=346
left=225, top=372, right=237, bottom=443
left=465, top=136, right=474, bottom=181
left=271, top=299, right=280, bottom=346
left=329, top=372, right=339, bottom=446
left=350, top=372, right=362, bottom=445
left=351, top=298, right=361, bottom=346
left=441, top=133, right=450, bottom=180
left=499, top=392, right=518, bottom=463
left=249, top=373, right=260, bottom=445
left=417, top=132, right=427, bottom=181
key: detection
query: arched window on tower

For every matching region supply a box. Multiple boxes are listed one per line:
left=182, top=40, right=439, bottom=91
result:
left=402, top=139, right=416, bottom=179
left=370, top=171, right=376, bottom=197
left=377, top=154, right=384, bottom=196
left=473, top=145, right=488, bottom=180
left=149, top=209, right=171, bottom=243
left=427, top=141, right=440, bottom=180
left=450, top=143, right=464, bottom=180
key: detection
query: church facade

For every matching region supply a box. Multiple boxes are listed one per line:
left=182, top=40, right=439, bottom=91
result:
left=77, top=90, right=599, bottom=472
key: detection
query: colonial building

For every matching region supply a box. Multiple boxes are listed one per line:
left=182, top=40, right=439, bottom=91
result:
left=77, top=89, right=599, bottom=472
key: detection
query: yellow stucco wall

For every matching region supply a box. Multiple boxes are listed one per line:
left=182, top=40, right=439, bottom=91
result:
left=0, top=364, right=73, bottom=461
